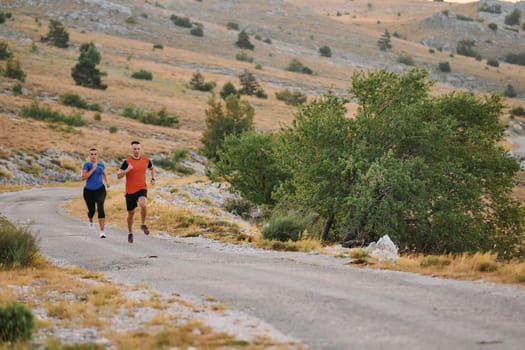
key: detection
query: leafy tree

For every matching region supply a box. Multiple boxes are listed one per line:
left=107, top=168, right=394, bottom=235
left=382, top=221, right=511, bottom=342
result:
left=213, top=130, right=288, bottom=205
left=220, top=81, right=238, bottom=99
left=504, top=9, right=521, bottom=26
left=201, top=94, right=254, bottom=161
left=238, top=70, right=266, bottom=98
left=71, top=42, right=106, bottom=90
left=42, top=19, right=69, bottom=48
left=319, top=45, right=332, bottom=57
left=343, top=69, right=524, bottom=258
left=377, top=30, right=392, bottom=51
left=236, top=30, right=254, bottom=50
left=274, top=92, right=353, bottom=241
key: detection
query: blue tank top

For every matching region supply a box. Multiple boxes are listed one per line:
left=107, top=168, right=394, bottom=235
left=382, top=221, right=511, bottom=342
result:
left=82, top=162, right=105, bottom=190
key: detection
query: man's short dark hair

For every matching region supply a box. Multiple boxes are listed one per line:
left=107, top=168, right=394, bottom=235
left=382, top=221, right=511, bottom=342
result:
left=131, top=141, right=140, bottom=145
left=89, top=147, right=97, bottom=151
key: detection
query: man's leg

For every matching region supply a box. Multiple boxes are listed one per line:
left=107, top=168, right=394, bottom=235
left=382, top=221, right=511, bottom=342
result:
left=127, top=209, right=135, bottom=233
left=138, top=196, right=149, bottom=235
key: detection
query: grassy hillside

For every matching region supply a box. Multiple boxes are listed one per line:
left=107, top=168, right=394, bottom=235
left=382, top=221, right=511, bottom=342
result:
left=0, top=0, right=523, bottom=185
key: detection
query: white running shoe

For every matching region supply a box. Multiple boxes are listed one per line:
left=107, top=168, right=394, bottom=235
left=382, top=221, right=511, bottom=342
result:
left=89, top=222, right=94, bottom=229
left=99, top=231, right=106, bottom=238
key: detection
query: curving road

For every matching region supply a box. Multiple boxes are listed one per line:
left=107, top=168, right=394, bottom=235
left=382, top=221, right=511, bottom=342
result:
left=1, top=188, right=525, bottom=350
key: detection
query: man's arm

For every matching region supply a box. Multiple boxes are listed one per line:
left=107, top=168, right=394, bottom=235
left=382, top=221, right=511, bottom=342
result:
left=149, top=163, right=155, bottom=185
left=117, top=160, right=131, bottom=179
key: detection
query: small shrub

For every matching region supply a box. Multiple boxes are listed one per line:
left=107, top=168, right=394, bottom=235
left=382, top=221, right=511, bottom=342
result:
left=479, top=4, right=501, bottom=14
left=131, top=69, right=153, bottom=80
left=220, top=81, right=238, bottom=100
left=504, top=53, right=525, bottom=66
left=486, top=58, right=499, bottom=67
left=153, top=43, right=163, bottom=49
left=190, top=24, right=204, bottom=37
left=504, top=9, right=521, bottom=26
left=286, top=59, right=313, bottom=75
left=318, top=45, right=332, bottom=57
left=93, top=112, right=102, bottom=121
left=438, top=61, right=451, bottom=72
left=3, top=59, right=25, bottom=82
left=275, top=89, right=307, bottom=106
left=456, top=39, right=478, bottom=58
left=223, top=197, right=257, bottom=220
left=504, top=84, right=517, bottom=98
left=236, top=51, right=254, bottom=63
left=12, top=83, right=22, bottom=96
left=397, top=54, right=414, bottom=66
left=109, top=125, right=118, bottom=133
left=263, top=38, right=272, bottom=44
left=236, top=30, right=254, bottom=50
left=488, top=23, right=498, bottom=31
left=0, top=41, right=12, bottom=60
left=0, top=302, right=34, bottom=342
left=456, top=14, right=473, bottom=22
left=262, top=214, right=305, bottom=242
left=156, top=149, right=194, bottom=174
left=188, top=71, right=215, bottom=92
left=59, top=92, right=101, bottom=111
left=226, top=21, right=239, bottom=30
left=20, top=101, right=85, bottom=126
left=170, top=15, right=192, bottom=28
left=377, top=30, right=392, bottom=51
left=0, top=216, right=39, bottom=269
left=510, top=106, right=525, bottom=116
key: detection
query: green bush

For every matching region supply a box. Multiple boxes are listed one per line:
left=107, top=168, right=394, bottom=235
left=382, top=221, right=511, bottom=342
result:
left=486, top=58, right=499, bottom=67
left=236, top=51, right=254, bottom=63
left=0, top=216, right=39, bottom=269
left=189, top=71, right=215, bottom=92
left=456, top=39, right=478, bottom=58
left=3, top=59, right=25, bottom=82
left=59, top=92, right=101, bottom=111
left=488, top=22, right=498, bottom=31
left=153, top=43, right=163, bottom=49
left=131, top=69, right=153, bottom=80
left=0, top=41, right=12, bottom=60
left=190, top=24, right=203, bottom=37
left=42, top=19, right=69, bottom=48
left=226, top=21, right=239, bottom=30
left=235, top=30, right=254, bottom=50
left=109, top=125, right=118, bottom=133
left=275, top=89, right=307, bottom=106
left=438, top=61, right=451, bottom=72
left=504, top=9, right=521, bottom=26
left=456, top=14, right=473, bottom=22
left=0, top=302, right=34, bottom=342
left=12, top=83, right=22, bottom=96
left=505, top=84, right=517, bottom=98
left=511, top=106, right=525, bottom=116
left=318, top=45, right=332, bottom=57
left=504, top=52, right=525, bottom=66
left=220, top=81, right=238, bottom=99
left=20, top=101, right=85, bottom=126
left=170, top=15, right=192, bottom=28
left=397, top=54, right=414, bottom=66
left=155, top=148, right=194, bottom=174
left=262, top=214, right=306, bottom=242
left=120, top=106, right=178, bottom=127
left=479, top=4, right=501, bottom=14
left=285, top=59, right=313, bottom=75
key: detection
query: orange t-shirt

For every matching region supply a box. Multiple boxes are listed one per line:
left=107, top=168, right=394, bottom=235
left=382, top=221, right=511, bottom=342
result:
left=120, top=157, right=152, bottom=194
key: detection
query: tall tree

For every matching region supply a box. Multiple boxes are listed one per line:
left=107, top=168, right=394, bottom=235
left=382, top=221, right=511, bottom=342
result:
left=235, top=30, right=254, bottom=50
left=201, top=94, right=254, bottom=161
left=344, top=68, right=524, bottom=258
left=43, top=19, right=69, bottom=48
left=274, top=92, right=353, bottom=241
left=71, top=42, right=106, bottom=90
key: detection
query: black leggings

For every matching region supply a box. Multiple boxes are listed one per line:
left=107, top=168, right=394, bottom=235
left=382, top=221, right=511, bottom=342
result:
left=83, top=186, right=106, bottom=219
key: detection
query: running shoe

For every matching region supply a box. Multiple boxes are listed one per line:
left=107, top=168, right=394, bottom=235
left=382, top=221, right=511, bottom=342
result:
left=128, top=233, right=133, bottom=243
left=100, top=232, right=106, bottom=239
left=141, top=224, right=150, bottom=235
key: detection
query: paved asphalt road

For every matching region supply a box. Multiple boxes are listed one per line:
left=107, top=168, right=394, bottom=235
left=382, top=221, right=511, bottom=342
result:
left=1, top=187, right=525, bottom=350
